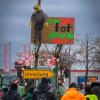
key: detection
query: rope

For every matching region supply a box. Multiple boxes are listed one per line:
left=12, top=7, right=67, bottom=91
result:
left=38, top=0, right=41, bottom=5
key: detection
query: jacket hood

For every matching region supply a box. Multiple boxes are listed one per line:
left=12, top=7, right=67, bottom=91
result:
left=67, top=88, right=80, bottom=98
left=37, top=83, right=52, bottom=92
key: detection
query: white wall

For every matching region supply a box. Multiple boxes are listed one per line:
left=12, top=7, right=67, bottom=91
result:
left=71, top=71, right=100, bottom=84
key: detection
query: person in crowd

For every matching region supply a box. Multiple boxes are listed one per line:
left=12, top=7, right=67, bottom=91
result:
left=3, top=83, right=20, bottom=100
left=85, top=85, right=98, bottom=100
left=92, top=86, right=100, bottom=100
left=58, top=80, right=66, bottom=98
left=2, top=88, right=8, bottom=95
left=17, top=82, right=25, bottom=98
left=85, top=86, right=91, bottom=95
left=79, top=83, right=85, bottom=94
left=0, top=89, right=4, bottom=100
left=61, top=82, right=86, bottom=100
left=21, top=94, right=27, bottom=100
left=24, top=88, right=34, bottom=100
left=32, top=77, right=56, bottom=100
left=91, top=82, right=100, bottom=100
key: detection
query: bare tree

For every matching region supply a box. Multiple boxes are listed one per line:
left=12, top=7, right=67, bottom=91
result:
left=77, top=34, right=95, bottom=86
left=61, top=45, right=77, bottom=85
left=95, top=37, right=100, bottom=64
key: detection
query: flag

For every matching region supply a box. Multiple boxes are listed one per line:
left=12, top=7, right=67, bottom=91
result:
left=3, top=42, right=10, bottom=72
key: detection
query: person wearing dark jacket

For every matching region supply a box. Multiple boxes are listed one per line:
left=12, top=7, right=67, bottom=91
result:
left=30, top=4, right=48, bottom=44
left=24, top=88, right=34, bottom=100
left=3, top=83, right=20, bottom=100
left=32, top=78, right=56, bottom=100
left=91, top=82, right=100, bottom=100
left=85, top=86, right=98, bottom=100
left=2, top=88, right=8, bottom=95
left=91, top=86, right=99, bottom=100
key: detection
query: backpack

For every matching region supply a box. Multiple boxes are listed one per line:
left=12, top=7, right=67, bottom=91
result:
left=37, top=92, right=47, bottom=100
left=32, top=91, right=56, bottom=100
left=7, top=92, right=18, bottom=100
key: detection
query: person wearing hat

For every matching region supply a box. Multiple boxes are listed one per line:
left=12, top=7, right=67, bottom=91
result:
left=17, top=82, right=25, bottom=98
left=30, top=4, right=48, bottom=45
left=85, top=86, right=99, bottom=100
left=3, top=83, right=20, bottom=100
left=32, top=77, right=56, bottom=100
left=61, top=82, right=86, bottom=100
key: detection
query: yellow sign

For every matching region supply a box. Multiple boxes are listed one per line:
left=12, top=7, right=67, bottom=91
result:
left=22, top=70, right=54, bottom=79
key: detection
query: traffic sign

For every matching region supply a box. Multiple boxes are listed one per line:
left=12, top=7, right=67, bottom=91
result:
left=22, top=70, right=54, bottom=79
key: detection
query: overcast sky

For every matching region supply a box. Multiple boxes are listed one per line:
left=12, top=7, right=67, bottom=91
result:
left=0, top=0, right=100, bottom=68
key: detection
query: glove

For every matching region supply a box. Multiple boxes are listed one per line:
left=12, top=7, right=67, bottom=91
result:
left=45, top=22, right=49, bottom=27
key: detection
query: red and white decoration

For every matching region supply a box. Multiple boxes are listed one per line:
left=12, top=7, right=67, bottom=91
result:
left=3, top=42, right=10, bottom=72
left=15, top=44, right=35, bottom=67
left=47, top=56, right=57, bottom=69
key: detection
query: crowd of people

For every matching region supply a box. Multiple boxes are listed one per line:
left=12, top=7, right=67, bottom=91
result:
left=0, top=77, right=100, bottom=100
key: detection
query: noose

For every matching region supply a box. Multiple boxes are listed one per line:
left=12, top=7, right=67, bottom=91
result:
left=38, top=0, right=41, bottom=5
